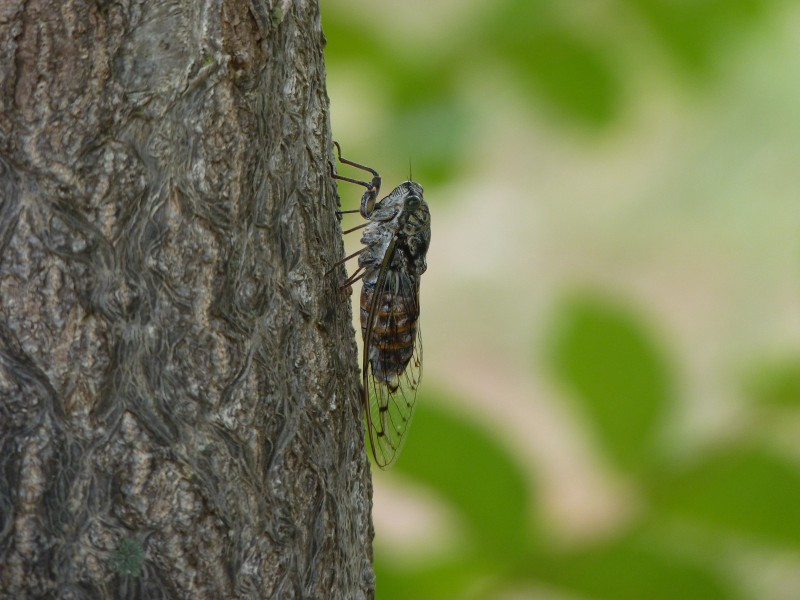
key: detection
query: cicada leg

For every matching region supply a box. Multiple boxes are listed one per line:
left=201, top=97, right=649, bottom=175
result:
left=325, top=246, right=368, bottom=302
left=342, top=221, right=369, bottom=235
left=330, top=141, right=382, bottom=217
left=328, top=142, right=382, bottom=300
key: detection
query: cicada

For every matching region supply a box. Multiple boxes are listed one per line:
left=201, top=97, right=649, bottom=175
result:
left=330, top=142, right=431, bottom=468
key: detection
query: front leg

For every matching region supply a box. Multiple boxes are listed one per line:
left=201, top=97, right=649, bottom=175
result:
left=330, top=141, right=382, bottom=218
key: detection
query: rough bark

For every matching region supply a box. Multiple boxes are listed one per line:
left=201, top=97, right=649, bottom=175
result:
left=0, top=0, right=374, bottom=598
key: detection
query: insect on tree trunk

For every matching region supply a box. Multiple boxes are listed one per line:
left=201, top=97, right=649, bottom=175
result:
left=0, top=0, right=374, bottom=598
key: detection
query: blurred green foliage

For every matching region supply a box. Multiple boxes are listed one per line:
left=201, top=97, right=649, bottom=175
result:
left=547, top=294, right=672, bottom=475
left=324, top=0, right=780, bottom=184
left=745, top=357, right=800, bottom=407
left=533, top=535, right=737, bottom=600
left=323, top=0, right=797, bottom=598
left=655, top=446, right=800, bottom=549
left=624, top=0, right=774, bottom=74
left=393, top=399, right=532, bottom=558
left=372, top=291, right=800, bottom=599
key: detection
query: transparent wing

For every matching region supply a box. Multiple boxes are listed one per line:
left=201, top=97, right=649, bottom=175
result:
left=362, top=262, right=423, bottom=469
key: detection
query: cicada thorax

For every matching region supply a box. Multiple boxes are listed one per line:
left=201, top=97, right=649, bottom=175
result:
left=360, top=272, right=419, bottom=391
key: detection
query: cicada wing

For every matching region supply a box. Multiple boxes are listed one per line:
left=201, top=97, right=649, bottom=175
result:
left=362, top=265, right=423, bottom=469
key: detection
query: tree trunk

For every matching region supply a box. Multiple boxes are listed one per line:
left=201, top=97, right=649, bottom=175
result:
left=0, top=0, right=374, bottom=598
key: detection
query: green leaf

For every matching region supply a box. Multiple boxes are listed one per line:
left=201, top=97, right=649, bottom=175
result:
left=516, top=29, right=620, bottom=126
left=744, top=357, right=800, bottom=407
left=545, top=292, right=673, bottom=474
left=374, top=553, right=489, bottom=600
left=322, top=8, right=467, bottom=186
left=533, top=537, right=738, bottom=600
left=624, top=0, right=773, bottom=75
left=377, top=59, right=468, bottom=185
left=483, top=0, right=621, bottom=126
left=655, top=446, right=800, bottom=549
left=387, top=100, right=468, bottom=186
left=322, top=9, right=384, bottom=64
left=392, top=393, right=533, bottom=559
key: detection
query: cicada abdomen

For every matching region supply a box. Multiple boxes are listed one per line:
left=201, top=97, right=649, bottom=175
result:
left=360, top=274, right=418, bottom=391
left=329, top=143, right=431, bottom=468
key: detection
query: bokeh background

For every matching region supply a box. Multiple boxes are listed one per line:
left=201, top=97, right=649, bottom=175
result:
left=322, top=0, right=800, bottom=598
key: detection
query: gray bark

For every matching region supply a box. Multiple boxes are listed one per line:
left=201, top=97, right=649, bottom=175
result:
left=0, top=0, right=374, bottom=598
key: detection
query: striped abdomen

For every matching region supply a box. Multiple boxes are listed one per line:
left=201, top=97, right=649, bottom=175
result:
left=360, top=281, right=418, bottom=389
